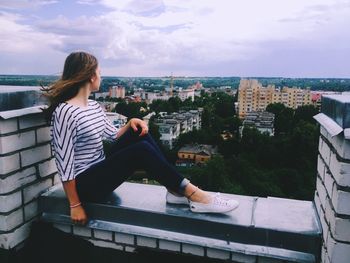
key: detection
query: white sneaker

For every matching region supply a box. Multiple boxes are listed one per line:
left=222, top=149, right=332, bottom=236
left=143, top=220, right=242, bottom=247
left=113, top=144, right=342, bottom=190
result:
left=166, top=191, right=189, bottom=205
left=189, top=193, right=239, bottom=214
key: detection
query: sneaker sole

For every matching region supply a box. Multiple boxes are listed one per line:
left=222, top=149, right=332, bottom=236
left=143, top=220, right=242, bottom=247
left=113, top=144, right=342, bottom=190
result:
left=190, top=203, right=239, bottom=213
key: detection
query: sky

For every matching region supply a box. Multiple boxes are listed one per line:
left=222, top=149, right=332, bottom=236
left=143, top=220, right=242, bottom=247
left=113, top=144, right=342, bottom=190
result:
left=0, top=0, right=350, bottom=78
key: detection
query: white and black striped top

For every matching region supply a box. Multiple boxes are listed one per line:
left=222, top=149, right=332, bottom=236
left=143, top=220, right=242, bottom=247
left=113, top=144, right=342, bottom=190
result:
left=50, top=99, right=119, bottom=182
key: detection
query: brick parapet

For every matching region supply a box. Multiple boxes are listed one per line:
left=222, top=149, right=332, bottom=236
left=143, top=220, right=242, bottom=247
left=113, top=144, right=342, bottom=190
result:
left=315, top=126, right=350, bottom=263
left=0, top=111, right=58, bottom=249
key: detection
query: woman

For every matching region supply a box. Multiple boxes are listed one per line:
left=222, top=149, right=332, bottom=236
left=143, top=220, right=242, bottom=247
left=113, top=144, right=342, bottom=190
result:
left=42, top=51, right=239, bottom=225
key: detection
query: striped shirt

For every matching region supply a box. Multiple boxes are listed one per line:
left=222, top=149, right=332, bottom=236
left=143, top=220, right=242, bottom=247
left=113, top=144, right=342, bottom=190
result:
left=50, top=99, right=119, bottom=182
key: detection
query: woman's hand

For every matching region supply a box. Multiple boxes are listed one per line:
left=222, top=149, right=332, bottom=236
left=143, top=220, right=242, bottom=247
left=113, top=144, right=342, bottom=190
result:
left=129, top=118, right=149, bottom=136
left=70, top=205, right=88, bottom=225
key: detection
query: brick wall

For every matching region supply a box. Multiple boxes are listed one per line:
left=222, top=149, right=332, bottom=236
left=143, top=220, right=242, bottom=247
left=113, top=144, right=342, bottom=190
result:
left=314, top=126, right=350, bottom=263
left=0, top=112, right=58, bottom=249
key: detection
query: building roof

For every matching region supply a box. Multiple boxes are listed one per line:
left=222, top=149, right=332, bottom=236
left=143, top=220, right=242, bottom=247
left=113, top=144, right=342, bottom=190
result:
left=178, top=144, right=218, bottom=155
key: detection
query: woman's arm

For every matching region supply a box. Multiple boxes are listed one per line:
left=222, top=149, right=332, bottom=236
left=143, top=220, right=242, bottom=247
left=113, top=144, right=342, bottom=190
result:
left=116, top=118, right=148, bottom=139
left=62, top=179, right=88, bottom=225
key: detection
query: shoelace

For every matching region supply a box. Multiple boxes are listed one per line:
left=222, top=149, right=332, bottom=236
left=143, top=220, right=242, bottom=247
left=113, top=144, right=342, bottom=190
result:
left=212, top=193, right=230, bottom=206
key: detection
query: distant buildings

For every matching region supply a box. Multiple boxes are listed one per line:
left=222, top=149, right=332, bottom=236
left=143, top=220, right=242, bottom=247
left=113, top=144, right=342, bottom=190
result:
left=98, top=101, right=117, bottom=112
left=238, top=79, right=312, bottom=118
left=310, top=90, right=341, bottom=111
left=153, top=109, right=203, bottom=149
left=105, top=112, right=127, bottom=130
left=239, top=111, right=275, bottom=136
left=109, top=86, right=125, bottom=98
left=175, top=87, right=195, bottom=102
left=134, top=89, right=169, bottom=104
left=176, top=144, right=218, bottom=167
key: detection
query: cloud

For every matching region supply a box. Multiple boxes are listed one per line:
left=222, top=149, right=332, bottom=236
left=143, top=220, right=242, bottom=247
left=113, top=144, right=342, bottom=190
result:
left=0, top=0, right=57, bottom=10
left=0, top=11, right=60, bottom=53
left=0, top=0, right=350, bottom=76
left=123, top=0, right=166, bottom=17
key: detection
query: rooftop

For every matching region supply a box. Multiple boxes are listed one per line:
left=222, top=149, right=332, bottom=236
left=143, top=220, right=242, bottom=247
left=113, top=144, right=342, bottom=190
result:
left=39, top=182, right=322, bottom=263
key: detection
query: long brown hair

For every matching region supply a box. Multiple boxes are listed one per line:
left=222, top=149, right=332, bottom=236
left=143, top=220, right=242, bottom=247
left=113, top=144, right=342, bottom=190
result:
left=41, top=51, right=98, bottom=121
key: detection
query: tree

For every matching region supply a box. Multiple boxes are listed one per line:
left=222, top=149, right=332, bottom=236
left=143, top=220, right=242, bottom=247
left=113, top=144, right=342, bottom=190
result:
left=294, top=105, right=319, bottom=124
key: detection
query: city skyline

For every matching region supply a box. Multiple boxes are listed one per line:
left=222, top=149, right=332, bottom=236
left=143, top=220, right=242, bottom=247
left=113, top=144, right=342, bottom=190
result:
left=0, top=0, right=350, bottom=78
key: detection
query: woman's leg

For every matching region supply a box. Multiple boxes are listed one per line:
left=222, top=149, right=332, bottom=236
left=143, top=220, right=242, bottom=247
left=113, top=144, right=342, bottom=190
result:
left=76, top=139, right=187, bottom=202
left=105, top=127, right=190, bottom=194
left=106, top=127, right=166, bottom=162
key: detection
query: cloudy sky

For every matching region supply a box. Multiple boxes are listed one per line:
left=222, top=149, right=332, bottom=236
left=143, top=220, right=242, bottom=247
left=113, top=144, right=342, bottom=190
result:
left=0, top=0, right=349, bottom=77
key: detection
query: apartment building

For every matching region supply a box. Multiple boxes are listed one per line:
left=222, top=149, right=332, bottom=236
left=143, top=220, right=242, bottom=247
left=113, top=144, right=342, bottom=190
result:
left=176, top=87, right=195, bottom=102
left=238, top=79, right=312, bottom=118
left=239, top=111, right=275, bottom=136
left=154, top=109, right=203, bottom=149
left=109, top=85, right=125, bottom=98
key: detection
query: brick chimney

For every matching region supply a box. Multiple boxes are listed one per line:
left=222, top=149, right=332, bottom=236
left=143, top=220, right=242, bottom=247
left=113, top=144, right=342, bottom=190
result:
left=314, top=94, right=350, bottom=263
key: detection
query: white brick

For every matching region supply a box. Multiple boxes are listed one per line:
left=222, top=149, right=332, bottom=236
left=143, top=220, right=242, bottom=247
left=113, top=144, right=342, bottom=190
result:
left=231, top=252, right=257, bottom=263
left=324, top=171, right=334, bottom=198
left=324, top=251, right=331, bottom=263
left=0, top=191, right=22, bottom=213
left=329, top=133, right=350, bottom=160
left=317, top=154, right=326, bottom=181
left=20, top=144, right=51, bottom=167
left=327, top=234, right=350, bottom=263
left=320, top=126, right=332, bottom=142
left=136, top=236, right=157, bottom=248
left=319, top=210, right=329, bottom=243
left=314, top=191, right=324, bottom=216
left=325, top=196, right=333, bottom=226
left=316, top=176, right=327, bottom=208
left=23, top=178, right=52, bottom=203
left=88, top=239, right=124, bottom=251
left=24, top=200, right=39, bottom=221
left=0, top=208, right=23, bottom=231
left=19, top=114, right=46, bottom=130
left=0, top=220, right=32, bottom=249
left=93, top=229, right=113, bottom=241
left=124, top=246, right=136, bottom=253
left=332, top=188, right=350, bottom=215
left=321, top=245, right=327, bottom=263
left=158, top=240, right=180, bottom=252
left=73, top=226, right=91, bottom=237
left=114, top=232, right=134, bottom=245
left=0, top=167, right=36, bottom=194
left=0, top=118, right=18, bottom=135
left=0, top=153, right=20, bottom=175
left=329, top=152, right=350, bottom=187
left=38, top=158, right=57, bottom=178
left=330, top=216, right=350, bottom=243
left=53, top=173, right=61, bottom=185
left=319, top=138, right=331, bottom=167
left=0, top=131, right=35, bottom=154
left=182, top=243, right=204, bottom=256
left=207, top=248, right=230, bottom=260
left=36, top=126, right=51, bottom=144
left=53, top=223, right=71, bottom=233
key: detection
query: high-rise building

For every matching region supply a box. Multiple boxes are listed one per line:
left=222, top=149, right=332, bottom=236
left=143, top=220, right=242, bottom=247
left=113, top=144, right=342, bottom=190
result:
left=238, top=79, right=312, bottom=118
left=109, top=86, right=125, bottom=98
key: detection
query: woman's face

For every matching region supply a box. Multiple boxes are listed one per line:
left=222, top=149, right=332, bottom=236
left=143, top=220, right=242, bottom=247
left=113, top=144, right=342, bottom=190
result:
left=91, top=65, right=101, bottom=92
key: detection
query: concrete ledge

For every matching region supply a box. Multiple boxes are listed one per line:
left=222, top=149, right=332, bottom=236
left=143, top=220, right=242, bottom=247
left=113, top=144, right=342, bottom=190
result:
left=39, top=182, right=322, bottom=262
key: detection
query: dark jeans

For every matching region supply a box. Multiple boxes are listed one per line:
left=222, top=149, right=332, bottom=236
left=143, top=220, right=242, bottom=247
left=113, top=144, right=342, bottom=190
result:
left=75, top=127, right=187, bottom=202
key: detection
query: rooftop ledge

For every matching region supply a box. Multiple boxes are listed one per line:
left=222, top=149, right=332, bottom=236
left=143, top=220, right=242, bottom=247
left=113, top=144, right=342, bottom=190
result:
left=39, top=182, right=322, bottom=263
left=0, top=85, right=47, bottom=119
